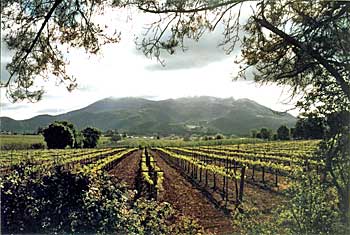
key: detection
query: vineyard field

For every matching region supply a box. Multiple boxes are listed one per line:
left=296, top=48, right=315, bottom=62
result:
left=1, top=140, right=321, bottom=234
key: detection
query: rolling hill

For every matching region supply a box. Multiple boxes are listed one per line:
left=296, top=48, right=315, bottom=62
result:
left=0, top=96, right=297, bottom=136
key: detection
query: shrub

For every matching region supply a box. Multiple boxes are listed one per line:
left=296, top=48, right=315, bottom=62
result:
left=0, top=163, right=204, bottom=234
left=279, top=172, right=346, bottom=235
left=31, top=143, right=46, bottom=149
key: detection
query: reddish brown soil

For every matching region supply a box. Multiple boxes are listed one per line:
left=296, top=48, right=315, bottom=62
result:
left=107, top=149, right=284, bottom=233
left=108, top=150, right=141, bottom=190
left=151, top=150, right=234, bottom=235
left=196, top=169, right=286, bottom=213
left=154, top=149, right=288, bottom=232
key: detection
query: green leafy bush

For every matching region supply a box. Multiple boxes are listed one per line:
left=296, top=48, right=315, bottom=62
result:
left=0, top=164, right=129, bottom=233
left=233, top=171, right=348, bottom=235
left=0, top=163, right=203, bottom=234
left=279, top=172, right=347, bottom=235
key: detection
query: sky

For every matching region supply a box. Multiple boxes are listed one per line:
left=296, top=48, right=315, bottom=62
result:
left=0, top=4, right=301, bottom=120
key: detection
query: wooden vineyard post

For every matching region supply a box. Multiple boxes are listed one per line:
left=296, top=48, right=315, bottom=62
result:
left=222, top=155, right=228, bottom=200
left=228, top=155, right=232, bottom=206
left=153, top=171, right=158, bottom=200
left=262, top=167, right=265, bottom=184
left=252, top=165, right=255, bottom=181
left=213, top=173, right=216, bottom=190
left=145, top=148, right=150, bottom=167
left=191, top=162, right=194, bottom=178
left=205, top=169, right=208, bottom=186
left=222, top=175, right=226, bottom=200
left=234, top=165, right=239, bottom=205
left=238, top=166, right=246, bottom=206
left=190, top=162, right=192, bottom=176
left=275, top=169, right=278, bottom=187
left=199, top=166, right=202, bottom=182
left=225, top=174, right=229, bottom=207
left=193, top=163, right=195, bottom=178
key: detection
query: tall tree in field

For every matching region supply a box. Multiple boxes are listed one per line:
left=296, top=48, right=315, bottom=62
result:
left=277, top=125, right=290, bottom=140
left=58, top=121, right=83, bottom=148
left=82, top=127, right=101, bottom=148
left=259, top=127, right=271, bottom=140
left=43, top=121, right=75, bottom=149
left=1, top=0, right=349, bottom=230
left=250, top=129, right=257, bottom=138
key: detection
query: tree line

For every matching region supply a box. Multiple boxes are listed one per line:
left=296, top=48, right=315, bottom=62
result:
left=252, top=114, right=328, bottom=141
left=41, top=121, right=101, bottom=149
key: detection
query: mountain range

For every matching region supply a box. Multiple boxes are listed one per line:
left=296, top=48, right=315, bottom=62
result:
left=0, top=96, right=297, bottom=136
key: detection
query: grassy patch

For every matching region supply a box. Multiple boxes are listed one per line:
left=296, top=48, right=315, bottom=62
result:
left=0, top=134, right=46, bottom=150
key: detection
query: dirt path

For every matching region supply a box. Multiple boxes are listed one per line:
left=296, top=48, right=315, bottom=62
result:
left=151, top=150, right=234, bottom=235
left=108, top=150, right=141, bottom=189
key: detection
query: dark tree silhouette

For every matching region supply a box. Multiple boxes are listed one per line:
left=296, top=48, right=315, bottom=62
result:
left=259, top=127, right=271, bottom=140
left=82, top=127, right=101, bottom=148
left=293, top=115, right=326, bottom=140
left=43, top=122, right=74, bottom=149
left=277, top=125, right=290, bottom=140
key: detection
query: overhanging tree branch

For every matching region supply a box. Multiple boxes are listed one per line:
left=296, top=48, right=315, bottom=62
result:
left=253, top=16, right=350, bottom=101
left=2, top=0, right=63, bottom=88
left=137, top=0, right=244, bottom=14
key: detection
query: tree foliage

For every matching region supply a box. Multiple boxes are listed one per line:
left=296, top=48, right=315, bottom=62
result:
left=277, top=125, right=290, bottom=140
left=317, top=131, right=350, bottom=225
left=259, top=127, right=272, bottom=140
left=42, top=121, right=75, bottom=149
left=82, top=127, right=101, bottom=148
left=1, top=1, right=349, bottom=106
left=1, top=0, right=122, bottom=102
left=215, top=133, right=224, bottom=140
left=279, top=171, right=347, bottom=235
left=111, top=133, right=122, bottom=142
left=250, top=129, right=257, bottom=138
left=42, top=121, right=83, bottom=149
left=293, top=114, right=326, bottom=140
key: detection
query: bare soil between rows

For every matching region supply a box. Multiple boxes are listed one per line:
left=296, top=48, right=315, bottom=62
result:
left=108, top=150, right=141, bottom=190
left=151, top=150, right=234, bottom=235
left=107, top=149, right=234, bottom=234
left=106, top=149, right=285, bottom=234
left=154, top=149, right=287, bottom=231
